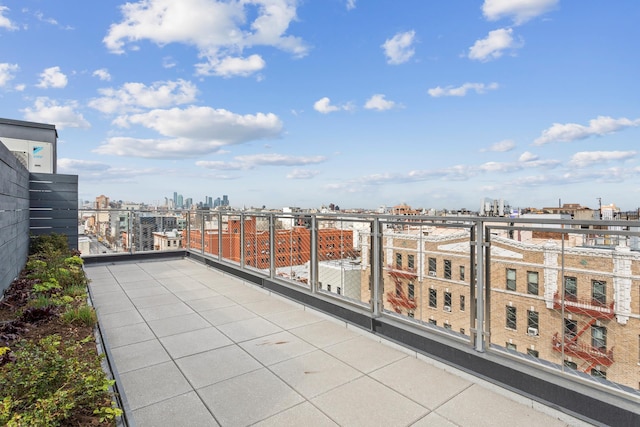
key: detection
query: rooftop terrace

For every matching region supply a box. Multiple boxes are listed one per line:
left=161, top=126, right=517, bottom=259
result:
left=86, top=257, right=592, bottom=427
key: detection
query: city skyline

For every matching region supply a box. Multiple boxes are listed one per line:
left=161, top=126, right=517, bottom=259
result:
left=1, top=1, right=639, bottom=210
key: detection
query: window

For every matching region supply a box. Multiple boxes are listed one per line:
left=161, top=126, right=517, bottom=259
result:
left=592, top=280, right=606, bottom=305
left=459, top=265, right=465, bottom=281
left=408, top=283, right=415, bottom=300
left=327, top=284, right=331, bottom=292
left=564, top=319, right=577, bottom=340
left=395, top=253, right=402, bottom=268
left=429, top=289, right=437, bottom=308
left=506, top=268, right=516, bottom=291
left=591, top=369, right=606, bottom=379
left=408, top=254, right=415, bottom=270
left=592, top=326, right=607, bottom=351
left=527, top=348, right=539, bottom=358
left=564, top=360, right=577, bottom=370
left=337, top=287, right=341, bottom=295
left=564, top=276, right=577, bottom=300
left=506, top=342, right=517, bottom=351
left=428, top=257, right=437, bottom=275
left=527, top=271, right=539, bottom=295
left=527, top=310, right=539, bottom=335
left=506, top=306, right=517, bottom=330
left=444, top=260, right=452, bottom=279
left=460, top=295, right=465, bottom=311
left=444, top=292, right=452, bottom=309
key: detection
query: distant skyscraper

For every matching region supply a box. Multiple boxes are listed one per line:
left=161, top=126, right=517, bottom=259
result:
left=177, top=194, right=184, bottom=209
left=173, top=191, right=177, bottom=207
left=207, top=196, right=213, bottom=208
left=184, top=198, right=193, bottom=209
left=214, top=197, right=221, bottom=208
left=222, top=195, right=229, bottom=206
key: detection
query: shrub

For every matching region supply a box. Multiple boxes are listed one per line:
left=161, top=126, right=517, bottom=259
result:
left=0, top=335, right=121, bottom=426
left=61, top=306, right=97, bottom=327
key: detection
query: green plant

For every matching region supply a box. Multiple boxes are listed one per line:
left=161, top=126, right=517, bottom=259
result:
left=62, top=285, right=87, bottom=298
left=0, top=335, right=116, bottom=426
left=29, top=233, right=69, bottom=257
left=32, top=277, right=61, bottom=294
left=61, top=305, right=97, bottom=327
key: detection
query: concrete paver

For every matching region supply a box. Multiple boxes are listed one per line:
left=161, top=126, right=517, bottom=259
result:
left=87, top=259, right=590, bottom=427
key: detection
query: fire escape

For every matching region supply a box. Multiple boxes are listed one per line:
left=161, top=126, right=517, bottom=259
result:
left=385, top=265, right=417, bottom=314
left=552, top=293, right=614, bottom=373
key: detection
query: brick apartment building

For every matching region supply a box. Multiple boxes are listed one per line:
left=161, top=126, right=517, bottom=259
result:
left=186, top=217, right=354, bottom=270
left=360, top=228, right=640, bottom=390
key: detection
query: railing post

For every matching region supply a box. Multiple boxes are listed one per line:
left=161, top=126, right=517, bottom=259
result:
left=186, top=210, right=190, bottom=250
left=269, top=213, right=275, bottom=279
left=200, top=210, right=205, bottom=256
left=217, top=211, right=222, bottom=261
left=372, top=217, right=383, bottom=317
left=128, top=211, right=133, bottom=254
left=310, top=214, right=318, bottom=293
left=240, top=212, right=245, bottom=268
left=474, top=219, right=486, bottom=352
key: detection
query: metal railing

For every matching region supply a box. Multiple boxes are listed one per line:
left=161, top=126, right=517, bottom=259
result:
left=77, top=208, right=640, bottom=402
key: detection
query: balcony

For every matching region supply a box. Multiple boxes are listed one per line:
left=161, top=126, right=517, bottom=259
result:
left=553, top=292, right=615, bottom=320
left=4, top=202, right=640, bottom=425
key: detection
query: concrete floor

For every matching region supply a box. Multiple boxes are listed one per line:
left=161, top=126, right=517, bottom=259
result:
left=86, top=258, right=592, bottom=427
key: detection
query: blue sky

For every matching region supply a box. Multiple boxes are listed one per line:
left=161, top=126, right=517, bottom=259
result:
left=1, top=0, right=639, bottom=210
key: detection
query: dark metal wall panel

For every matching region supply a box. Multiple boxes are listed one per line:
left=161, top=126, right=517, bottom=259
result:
left=0, top=140, right=29, bottom=294
left=28, top=173, right=78, bottom=250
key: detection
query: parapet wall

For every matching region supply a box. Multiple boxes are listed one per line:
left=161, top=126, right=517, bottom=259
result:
left=0, top=140, right=30, bottom=295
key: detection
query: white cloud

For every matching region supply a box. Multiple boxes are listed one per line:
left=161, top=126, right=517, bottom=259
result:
left=428, top=82, right=499, bottom=97
left=482, top=139, right=516, bottom=152
left=382, top=30, right=416, bottom=65
left=195, top=160, right=244, bottom=170
left=58, top=158, right=111, bottom=172
left=196, top=54, right=266, bottom=78
left=0, top=6, right=17, bottom=30
left=196, top=154, right=326, bottom=171
left=468, top=28, right=522, bottom=62
left=569, top=151, right=636, bottom=167
left=346, top=0, right=357, bottom=11
left=36, top=66, right=68, bottom=88
left=287, top=169, right=320, bottom=179
left=0, top=63, right=19, bottom=87
left=518, top=151, right=538, bottom=162
left=89, top=79, right=198, bottom=114
left=236, top=153, right=326, bottom=167
left=364, top=94, right=399, bottom=111
left=104, top=0, right=308, bottom=77
left=92, top=68, right=111, bottom=81
left=21, top=97, right=90, bottom=129
left=313, top=97, right=352, bottom=114
left=534, top=116, right=640, bottom=145
left=95, top=105, right=283, bottom=158
left=162, top=56, right=177, bottom=68
left=482, top=0, right=559, bottom=25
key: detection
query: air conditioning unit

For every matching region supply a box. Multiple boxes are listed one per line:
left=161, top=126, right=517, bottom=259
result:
left=11, top=150, right=29, bottom=169
left=527, top=327, right=538, bottom=336
left=428, top=271, right=437, bottom=277
left=443, top=306, right=452, bottom=312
